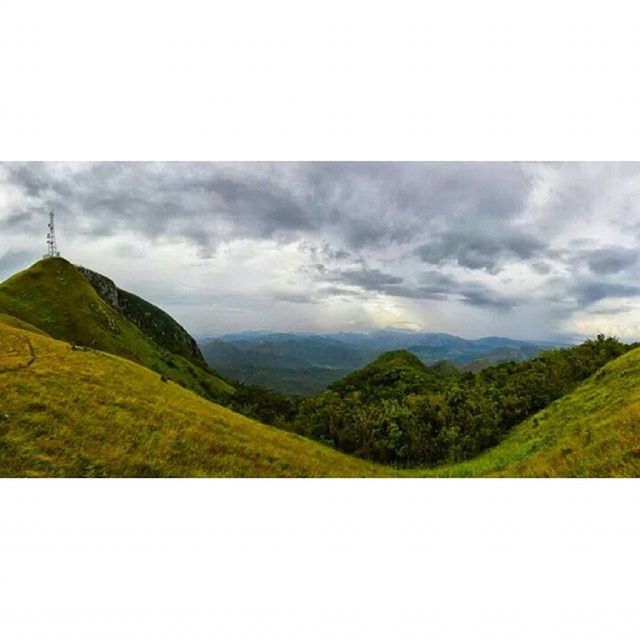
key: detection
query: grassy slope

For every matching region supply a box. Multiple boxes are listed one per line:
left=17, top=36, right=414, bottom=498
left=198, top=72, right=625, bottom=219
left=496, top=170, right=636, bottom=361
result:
left=115, top=287, right=206, bottom=366
left=0, top=312, right=48, bottom=336
left=422, top=346, right=640, bottom=477
left=0, top=258, right=232, bottom=399
left=0, top=320, right=389, bottom=477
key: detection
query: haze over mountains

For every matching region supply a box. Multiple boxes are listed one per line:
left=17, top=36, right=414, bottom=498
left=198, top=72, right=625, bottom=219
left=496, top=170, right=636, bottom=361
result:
left=200, top=330, right=562, bottom=394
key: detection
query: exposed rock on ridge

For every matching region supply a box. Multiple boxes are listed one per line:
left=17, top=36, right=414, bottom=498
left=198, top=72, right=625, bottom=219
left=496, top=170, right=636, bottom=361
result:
left=76, top=265, right=206, bottom=366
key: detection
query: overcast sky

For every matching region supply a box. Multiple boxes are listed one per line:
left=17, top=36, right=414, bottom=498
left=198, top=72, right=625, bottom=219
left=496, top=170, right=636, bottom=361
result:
left=2, top=161, right=640, bottom=340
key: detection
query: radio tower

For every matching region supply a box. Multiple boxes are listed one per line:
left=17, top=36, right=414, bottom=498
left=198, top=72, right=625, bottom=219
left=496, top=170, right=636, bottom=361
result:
left=44, top=211, right=60, bottom=258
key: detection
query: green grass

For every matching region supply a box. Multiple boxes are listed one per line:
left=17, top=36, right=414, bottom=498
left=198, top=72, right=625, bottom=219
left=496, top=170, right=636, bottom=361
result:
left=0, top=312, right=48, bottom=336
left=419, top=346, right=640, bottom=477
left=0, top=258, right=232, bottom=400
left=0, top=320, right=391, bottom=477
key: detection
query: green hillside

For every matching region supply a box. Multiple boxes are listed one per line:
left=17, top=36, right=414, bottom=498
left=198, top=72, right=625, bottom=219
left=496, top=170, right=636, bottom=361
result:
left=76, top=265, right=206, bottom=366
left=425, top=345, right=640, bottom=477
left=0, top=258, right=232, bottom=401
left=293, top=339, right=633, bottom=467
left=0, top=319, right=389, bottom=477
left=328, top=349, right=458, bottom=399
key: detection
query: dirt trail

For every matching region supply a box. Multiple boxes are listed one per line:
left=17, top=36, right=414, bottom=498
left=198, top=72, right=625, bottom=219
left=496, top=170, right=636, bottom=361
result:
left=0, top=332, right=36, bottom=373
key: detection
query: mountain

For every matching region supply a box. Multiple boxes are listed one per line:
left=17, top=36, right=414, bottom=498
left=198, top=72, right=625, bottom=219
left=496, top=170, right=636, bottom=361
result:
left=0, top=258, right=232, bottom=401
left=0, top=317, right=387, bottom=477
left=200, top=334, right=373, bottom=395
left=201, top=330, right=560, bottom=395
left=76, top=265, right=205, bottom=366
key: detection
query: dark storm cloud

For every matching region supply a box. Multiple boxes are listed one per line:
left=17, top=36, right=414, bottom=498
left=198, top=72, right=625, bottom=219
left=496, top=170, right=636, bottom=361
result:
left=319, top=265, right=519, bottom=310
left=456, top=285, right=518, bottom=310
left=416, top=231, right=546, bottom=273
left=332, top=267, right=404, bottom=290
left=3, top=163, right=312, bottom=251
left=583, top=247, right=638, bottom=275
left=2, top=162, right=534, bottom=256
left=572, top=281, right=640, bottom=305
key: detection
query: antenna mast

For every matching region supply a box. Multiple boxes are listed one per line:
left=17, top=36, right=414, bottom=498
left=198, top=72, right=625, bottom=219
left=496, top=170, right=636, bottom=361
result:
left=44, top=211, right=60, bottom=258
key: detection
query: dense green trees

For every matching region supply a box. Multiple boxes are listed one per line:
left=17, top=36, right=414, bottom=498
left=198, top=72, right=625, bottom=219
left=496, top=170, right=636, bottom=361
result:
left=291, top=336, right=634, bottom=467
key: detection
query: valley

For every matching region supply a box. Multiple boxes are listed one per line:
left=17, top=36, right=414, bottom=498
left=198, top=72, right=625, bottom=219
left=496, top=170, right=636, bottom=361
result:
left=200, top=330, right=560, bottom=395
left=1, top=257, right=639, bottom=477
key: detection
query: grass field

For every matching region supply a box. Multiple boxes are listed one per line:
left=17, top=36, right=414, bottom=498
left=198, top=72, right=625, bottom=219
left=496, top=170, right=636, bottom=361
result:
left=0, top=319, right=390, bottom=477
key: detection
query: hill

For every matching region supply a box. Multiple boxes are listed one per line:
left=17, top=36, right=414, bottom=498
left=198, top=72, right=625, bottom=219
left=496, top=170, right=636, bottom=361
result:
left=328, top=349, right=459, bottom=400
left=293, top=337, right=633, bottom=466
left=426, top=345, right=640, bottom=477
left=76, top=265, right=205, bottom=366
left=0, top=258, right=232, bottom=401
left=0, top=318, right=389, bottom=477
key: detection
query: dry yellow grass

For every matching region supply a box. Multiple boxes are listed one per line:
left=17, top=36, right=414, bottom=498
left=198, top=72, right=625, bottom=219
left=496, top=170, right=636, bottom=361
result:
left=0, top=320, right=391, bottom=477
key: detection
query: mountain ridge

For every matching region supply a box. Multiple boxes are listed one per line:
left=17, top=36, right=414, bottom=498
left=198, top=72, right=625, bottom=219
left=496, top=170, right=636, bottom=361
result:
left=76, top=265, right=206, bottom=366
left=0, top=258, right=232, bottom=401
left=201, top=330, right=563, bottom=395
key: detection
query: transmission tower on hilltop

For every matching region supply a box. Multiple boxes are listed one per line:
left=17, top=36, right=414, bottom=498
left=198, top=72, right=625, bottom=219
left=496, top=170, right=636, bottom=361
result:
left=44, top=211, right=60, bottom=258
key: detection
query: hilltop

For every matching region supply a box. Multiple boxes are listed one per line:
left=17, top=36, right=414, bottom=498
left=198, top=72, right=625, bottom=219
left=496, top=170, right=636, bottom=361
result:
left=328, top=349, right=458, bottom=399
left=0, top=318, right=388, bottom=477
left=0, top=258, right=232, bottom=401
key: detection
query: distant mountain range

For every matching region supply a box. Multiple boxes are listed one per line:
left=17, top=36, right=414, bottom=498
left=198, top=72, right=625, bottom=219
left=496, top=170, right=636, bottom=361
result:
left=199, top=330, right=565, bottom=395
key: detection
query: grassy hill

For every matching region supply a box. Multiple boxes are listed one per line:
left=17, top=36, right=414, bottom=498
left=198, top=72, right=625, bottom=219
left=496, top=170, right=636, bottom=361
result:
left=0, top=318, right=389, bottom=477
left=77, top=265, right=206, bottom=366
left=424, top=345, right=640, bottom=477
left=0, top=258, right=232, bottom=401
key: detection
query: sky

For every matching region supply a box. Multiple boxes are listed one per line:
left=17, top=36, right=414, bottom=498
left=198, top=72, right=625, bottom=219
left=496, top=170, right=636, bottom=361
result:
left=2, top=161, right=640, bottom=341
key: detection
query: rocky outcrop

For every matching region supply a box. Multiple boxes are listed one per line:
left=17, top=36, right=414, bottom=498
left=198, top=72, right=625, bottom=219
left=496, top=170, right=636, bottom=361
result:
left=76, top=265, right=206, bottom=366
left=76, top=266, right=120, bottom=310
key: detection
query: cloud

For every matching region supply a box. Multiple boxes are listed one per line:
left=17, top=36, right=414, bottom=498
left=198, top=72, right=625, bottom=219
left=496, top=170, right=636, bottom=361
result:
left=318, top=264, right=519, bottom=310
left=572, top=280, right=640, bottom=306
left=416, top=231, right=546, bottom=273
left=330, top=267, right=404, bottom=290
left=3, top=161, right=640, bottom=338
left=583, top=247, right=638, bottom=275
